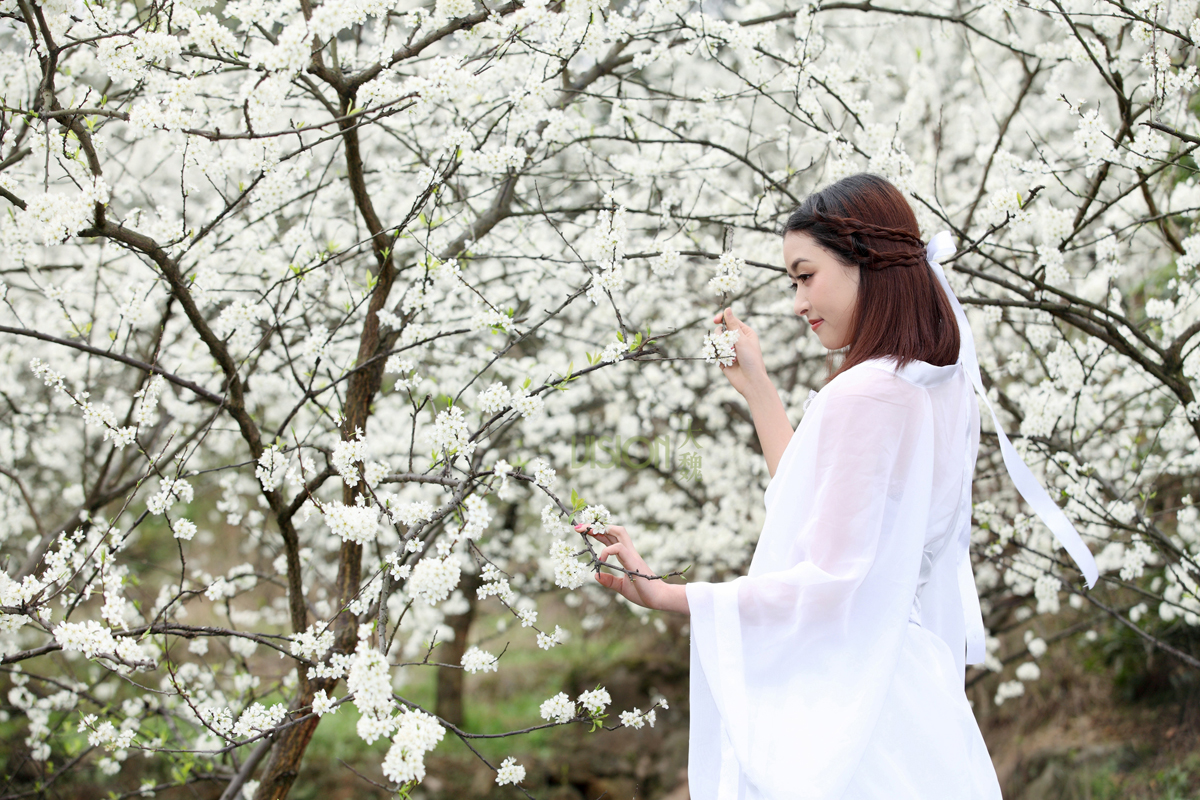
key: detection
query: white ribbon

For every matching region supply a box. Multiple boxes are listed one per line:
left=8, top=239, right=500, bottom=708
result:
left=925, top=231, right=1099, bottom=665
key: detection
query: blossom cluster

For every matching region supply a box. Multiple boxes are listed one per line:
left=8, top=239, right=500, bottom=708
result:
left=701, top=329, right=740, bottom=367
left=461, top=646, right=499, bottom=674
left=323, top=501, right=381, bottom=545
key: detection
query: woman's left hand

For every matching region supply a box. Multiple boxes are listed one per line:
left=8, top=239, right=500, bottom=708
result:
left=575, top=523, right=689, bottom=614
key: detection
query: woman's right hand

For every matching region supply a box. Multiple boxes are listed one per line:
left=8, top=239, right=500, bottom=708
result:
left=712, top=307, right=768, bottom=397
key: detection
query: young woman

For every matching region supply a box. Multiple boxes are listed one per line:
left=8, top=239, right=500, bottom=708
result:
left=574, top=173, right=1099, bottom=799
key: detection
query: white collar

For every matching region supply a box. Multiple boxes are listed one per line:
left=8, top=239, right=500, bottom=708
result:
left=858, top=356, right=961, bottom=388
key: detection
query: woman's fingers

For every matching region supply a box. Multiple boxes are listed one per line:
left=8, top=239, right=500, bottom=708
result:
left=714, top=306, right=738, bottom=330
left=579, top=526, right=616, bottom=547
left=605, top=524, right=632, bottom=546
left=597, top=542, right=624, bottom=563
left=594, top=566, right=647, bottom=608
left=583, top=524, right=657, bottom=609
left=578, top=523, right=630, bottom=548
left=710, top=306, right=758, bottom=337
left=579, top=523, right=647, bottom=573
left=596, top=571, right=626, bottom=592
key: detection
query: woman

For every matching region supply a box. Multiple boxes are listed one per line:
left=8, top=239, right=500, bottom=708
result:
left=574, top=173, right=1099, bottom=799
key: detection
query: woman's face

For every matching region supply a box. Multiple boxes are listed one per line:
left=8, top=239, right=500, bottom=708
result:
left=783, top=230, right=861, bottom=350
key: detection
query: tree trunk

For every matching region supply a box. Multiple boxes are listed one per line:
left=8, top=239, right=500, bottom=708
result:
left=436, top=570, right=480, bottom=727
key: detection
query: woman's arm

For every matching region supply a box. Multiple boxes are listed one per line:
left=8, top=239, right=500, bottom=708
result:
left=712, top=308, right=794, bottom=477
left=744, top=374, right=794, bottom=478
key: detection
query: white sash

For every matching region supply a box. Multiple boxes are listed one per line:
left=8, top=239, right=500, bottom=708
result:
left=925, top=230, right=1099, bottom=664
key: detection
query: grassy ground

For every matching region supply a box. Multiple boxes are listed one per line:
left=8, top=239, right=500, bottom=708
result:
left=977, top=614, right=1200, bottom=800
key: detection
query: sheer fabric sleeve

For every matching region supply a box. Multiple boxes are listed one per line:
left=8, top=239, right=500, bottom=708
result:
left=686, top=376, right=937, bottom=800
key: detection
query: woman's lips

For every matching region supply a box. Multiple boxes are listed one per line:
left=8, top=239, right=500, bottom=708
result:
left=810, top=319, right=823, bottom=331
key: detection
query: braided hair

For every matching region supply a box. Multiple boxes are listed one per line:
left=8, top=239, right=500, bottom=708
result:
left=782, top=173, right=959, bottom=381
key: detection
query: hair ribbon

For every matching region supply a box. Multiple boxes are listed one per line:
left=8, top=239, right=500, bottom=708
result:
left=925, top=230, right=1099, bottom=665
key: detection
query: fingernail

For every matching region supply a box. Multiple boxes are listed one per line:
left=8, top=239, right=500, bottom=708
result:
left=574, top=524, right=584, bottom=530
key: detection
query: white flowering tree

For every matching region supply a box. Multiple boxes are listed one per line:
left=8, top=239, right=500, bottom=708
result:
left=2, top=0, right=1200, bottom=795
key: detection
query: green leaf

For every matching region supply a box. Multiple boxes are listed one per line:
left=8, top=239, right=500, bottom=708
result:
left=553, top=362, right=578, bottom=391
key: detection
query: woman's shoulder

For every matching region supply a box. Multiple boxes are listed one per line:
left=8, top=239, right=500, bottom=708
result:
left=822, top=358, right=925, bottom=404
left=826, top=357, right=962, bottom=398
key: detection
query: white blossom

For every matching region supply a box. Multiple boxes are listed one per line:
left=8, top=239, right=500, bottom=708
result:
left=332, top=432, right=368, bottom=487
left=536, top=625, right=566, bottom=650
left=55, top=621, right=118, bottom=659
left=407, top=557, right=461, bottom=605
left=578, top=687, right=611, bottom=716
left=550, top=539, right=591, bottom=590
left=231, top=702, right=288, bottom=738
left=311, top=690, right=336, bottom=717
left=462, top=495, right=491, bottom=539
left=650, top=248, right=682, bottom=277
left=1015, top=661, right=1041, bottom=682
left=619, top=707, right=656, bottom=728
left=994, top=680, right=1025, bottom=706
left=291, top=624, right=335, bottom=661
left=256, top=446, right=288, bottom=492
left=427, top=406, right=477, bottom=461
left=511, top=389, right=545, bottom=419
left=389, top=500, right=434, bottom=527
left=1120, top=535, right=1153, bottom=581
left=495, top=756, right=525, bottom=786
left=601, top=337, right=630, bottom=364
left=528, top=457, right=556, bottom=489
left=702, top=329, right=740, bottom=367
left=322, top=501, right=381, bottom=545
left=172, top=519, right=197, bottom=541
left=347, top=638, right=395, bottom=742
left=539, top=692, right=576, bottom=723
left=707, top=251, right=745, bottom=294
left=381, top=709, right=445, bottom=784
left=461, top=646, right=499, bottom=674
left=476, top=382, right=511, bottom=415
left=147, top=478, right=194, bottom=515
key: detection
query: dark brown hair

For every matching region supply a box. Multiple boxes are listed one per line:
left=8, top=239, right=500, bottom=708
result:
left=782, top=173, right=959, bottom=382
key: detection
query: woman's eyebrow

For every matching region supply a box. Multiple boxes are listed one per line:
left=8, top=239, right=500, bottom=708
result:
left=789, top=257, right=811, bottom=273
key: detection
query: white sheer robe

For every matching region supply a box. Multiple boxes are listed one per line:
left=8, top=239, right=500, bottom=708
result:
left=686, top=357, right=1003, bottom=800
